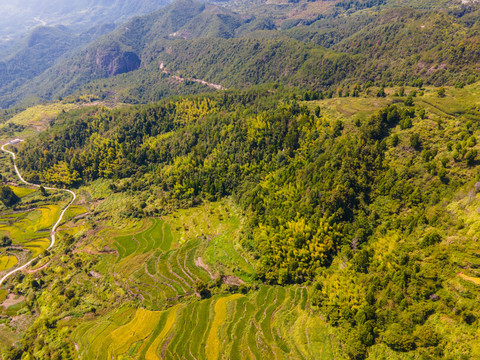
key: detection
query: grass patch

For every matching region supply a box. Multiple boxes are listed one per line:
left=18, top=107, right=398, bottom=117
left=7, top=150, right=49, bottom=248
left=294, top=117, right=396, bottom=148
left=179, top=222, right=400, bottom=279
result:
left=9, top=186, right=35, bottom=198
left=0, top=255, right=17, bottom=271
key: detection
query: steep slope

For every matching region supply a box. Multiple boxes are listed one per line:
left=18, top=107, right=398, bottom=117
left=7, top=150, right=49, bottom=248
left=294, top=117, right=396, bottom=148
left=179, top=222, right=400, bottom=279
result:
left=1, top=0, right=480, bottom=109
left=0, top=25, right=116, bottom=99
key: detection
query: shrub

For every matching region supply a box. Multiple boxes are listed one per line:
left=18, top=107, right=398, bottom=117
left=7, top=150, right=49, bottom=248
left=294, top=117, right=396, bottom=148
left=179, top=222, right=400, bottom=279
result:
left=0, top=186, right=20, bottom=207
left=404, top=95, right=414, bottom=106
left=418, top=109, right=426, bottom=119
left=391, top=134, right=399, bottom=147
left=421, top=232, right=442, bottom=247
left=410, top=133, right=421, bottom=149
left=400, top=118, right=412, bottom=129
left=413, top=325, right=439, bottom=347
left=465, top=149, right=477, bottom=166
left=383, top=324, right=416, bottom=351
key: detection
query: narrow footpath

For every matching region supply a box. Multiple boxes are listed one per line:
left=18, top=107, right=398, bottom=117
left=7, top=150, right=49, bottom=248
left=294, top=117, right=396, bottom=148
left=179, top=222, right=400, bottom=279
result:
left=0, top=139, right=76, bottom=285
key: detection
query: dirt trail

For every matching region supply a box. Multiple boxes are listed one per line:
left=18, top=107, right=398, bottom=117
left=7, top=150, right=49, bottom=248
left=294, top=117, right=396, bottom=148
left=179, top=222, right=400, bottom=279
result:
left=160, top=62, right=226, bottom=90
left=0, top=139, right=76, bottom=285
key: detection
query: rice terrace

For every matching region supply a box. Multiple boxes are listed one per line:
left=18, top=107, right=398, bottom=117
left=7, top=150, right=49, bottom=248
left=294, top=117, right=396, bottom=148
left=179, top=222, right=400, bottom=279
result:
left=0, top=139, right=339, bottom=359
left=1, top=0, right=480, bottom=359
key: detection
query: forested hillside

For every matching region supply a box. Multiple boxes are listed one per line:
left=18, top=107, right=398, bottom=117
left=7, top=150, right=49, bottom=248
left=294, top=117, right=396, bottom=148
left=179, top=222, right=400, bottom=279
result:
left=1, top=0, right=479, bottom=108
left=0, top=82, right=477, bottom=358
left=0, top=0, right=479, bottom=359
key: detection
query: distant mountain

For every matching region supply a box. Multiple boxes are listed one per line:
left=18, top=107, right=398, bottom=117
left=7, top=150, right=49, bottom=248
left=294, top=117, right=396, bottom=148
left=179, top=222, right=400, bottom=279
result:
left=1, top=0, right=479, bottom=108
left=0, top=0, right=176, bottom=109
left=0, top=24, right=116, bottom=93
left=0, top=0, right=258, bottom=107
left=0, top=0, right=173, bottom=42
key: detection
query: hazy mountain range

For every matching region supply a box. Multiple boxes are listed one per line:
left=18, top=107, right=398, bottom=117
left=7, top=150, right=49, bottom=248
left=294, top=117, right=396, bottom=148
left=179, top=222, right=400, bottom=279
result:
left=0, top=0, right=172, bottom=42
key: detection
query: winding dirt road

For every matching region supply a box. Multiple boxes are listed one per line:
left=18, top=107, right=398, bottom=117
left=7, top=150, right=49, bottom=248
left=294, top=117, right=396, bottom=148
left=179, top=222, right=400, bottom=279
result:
left=0, top=139, right=76, bottom=285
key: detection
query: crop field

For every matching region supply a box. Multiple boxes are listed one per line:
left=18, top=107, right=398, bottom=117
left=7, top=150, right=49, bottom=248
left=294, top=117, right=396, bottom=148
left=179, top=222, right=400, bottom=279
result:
left=0, top=256, right=17, bottom=271
left=72, top=286, right=339, bottom=360
left=8, top=186, right=35, bottom=198
left=113, top=223, right=213, bottom=307
left=23, top=238, right=50, bottom=257
left=105, top=202, right=255, bottom=308
left=114, top=218, right=173, bottom=264
left=304, top=84, right=480, bottom=127
left=307, top=95, right=392, bottom=122
left=1, top=102, right=80, bottom=138
left=79, top=201, right=341, bottom=359
left=0, top=205, right=59, bottom=243
left=0, top=205, right=60, bottom=271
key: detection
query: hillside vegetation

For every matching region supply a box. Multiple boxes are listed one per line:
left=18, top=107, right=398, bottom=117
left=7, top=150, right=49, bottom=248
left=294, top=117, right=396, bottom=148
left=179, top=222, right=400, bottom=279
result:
left=0, top=0, right=479, bottom=359
left=1, top=0, right=479, bottom=108
left=0, top=81, right=476, bottom=359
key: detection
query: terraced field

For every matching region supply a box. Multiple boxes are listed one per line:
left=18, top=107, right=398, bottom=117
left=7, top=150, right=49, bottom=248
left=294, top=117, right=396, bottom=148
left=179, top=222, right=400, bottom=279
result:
left=23, top=238, right=50, bottom=257
left=114, top=219, right=173, bottom=265
left=111, top=218, right=212, bottom=308
left=73, top=286, right=339, bottom=360
left=0, top=205, right=60, bottom=272
left=77, top=205, right=340, bottom=359
left=107, top=205, right=258, bottom=307
left=0, top=205, right=60, bottom=244
left=0, top=256, right=17, bottom=271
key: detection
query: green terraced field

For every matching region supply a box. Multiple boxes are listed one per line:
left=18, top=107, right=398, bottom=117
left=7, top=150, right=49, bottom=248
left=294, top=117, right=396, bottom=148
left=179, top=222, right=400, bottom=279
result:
left=109, top=211, right=255, bottom=309
left=0, top=205, right=60, bottom=271
left=72, top=286, right=340, bottom=360
left=114, top=218, right=173, bottom=264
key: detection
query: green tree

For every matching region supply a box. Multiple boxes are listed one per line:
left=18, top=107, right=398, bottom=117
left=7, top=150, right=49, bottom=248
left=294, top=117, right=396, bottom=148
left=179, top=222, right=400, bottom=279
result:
left=194, top=280, right=211, bottom=299
left=376, top=87, right=386, bottom=97
left=410, top=133, right=421, bottom=149
left=0, top=236, right=12, bottom=247
left=418, top=109, right=426, bottom=119
left=421, top=232, right=442, bottom=247
left=404, top=95, right=414, bottom=106
left=391, top=134, right=399, bottom=147
left=0, top=186, right=20, bottom=207
left=39, top=185, right=48, bottom=196
left=465, top=149, right=477, bottom=166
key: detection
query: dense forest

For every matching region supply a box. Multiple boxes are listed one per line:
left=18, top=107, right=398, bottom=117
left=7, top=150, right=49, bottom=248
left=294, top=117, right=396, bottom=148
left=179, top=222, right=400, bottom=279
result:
left=0, top=0, right=479, bottom=359
left=1, top=0, right=479, bottom=108
left=10, top=82, right=480, bottom=358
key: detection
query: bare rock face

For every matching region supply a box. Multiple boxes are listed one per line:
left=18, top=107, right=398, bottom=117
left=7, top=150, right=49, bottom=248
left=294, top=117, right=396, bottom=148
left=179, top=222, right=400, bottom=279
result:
left=95, top=46, right=141, bottom=77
